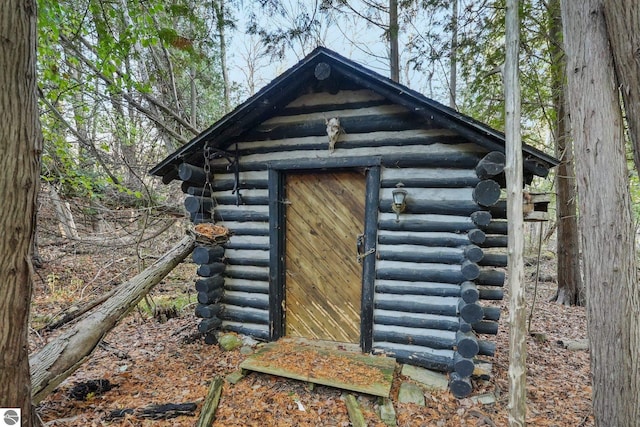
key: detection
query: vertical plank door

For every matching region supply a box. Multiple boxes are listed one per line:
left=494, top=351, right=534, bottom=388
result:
left=285, top=171, right=366, bottom=344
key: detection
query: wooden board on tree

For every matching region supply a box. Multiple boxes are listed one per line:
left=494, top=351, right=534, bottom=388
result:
left=239, top=338, right=396, bottom=397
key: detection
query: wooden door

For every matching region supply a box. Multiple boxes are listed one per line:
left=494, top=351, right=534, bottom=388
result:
left=285, top=171, right=366, bottom=344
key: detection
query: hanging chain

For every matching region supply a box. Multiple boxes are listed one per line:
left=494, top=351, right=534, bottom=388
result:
left=201, top=142, right=215, bottom=221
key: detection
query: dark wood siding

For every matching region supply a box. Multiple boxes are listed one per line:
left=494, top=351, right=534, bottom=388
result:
left=183, top=88, right=506, bottom=383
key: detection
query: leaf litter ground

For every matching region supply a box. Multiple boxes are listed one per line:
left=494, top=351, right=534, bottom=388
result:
left=31, top=213, right=593, bottom=426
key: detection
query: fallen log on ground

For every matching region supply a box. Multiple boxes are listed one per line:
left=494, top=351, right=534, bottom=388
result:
left=41, top=287, right=118, bottom=332
left=30, top=233, right=196, bottom=404
left=106, top=402, right=197, bottom=420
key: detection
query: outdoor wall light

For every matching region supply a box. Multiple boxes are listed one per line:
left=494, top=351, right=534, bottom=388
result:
left=391, top=183, right=408, bottom=222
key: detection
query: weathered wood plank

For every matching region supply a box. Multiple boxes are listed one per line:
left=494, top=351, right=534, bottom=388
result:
left=381, top=167, right=480, bottom=188
left=475, top=151, right=506, bottom=179
left=478, top=253, right=508, bottom=267
left=285, top=171, right=365, bottom=344
left=453, top=352, right=475, bottom=377
left=224, top=249, right=270, bottom=267
left=179, top=163, right=208, bottom=184
left=184, top=196, right=215, bottom=214
left=238, top=128, right=462, bottom=152
left=472, top=179, right=501, bottom=207
left=479, top=235, right=507, bottom=248
left=239, top=340, right=396, bottom=397
left=361, top=166, right=380, bottom=352
left=377, top=244, right=470, bottom=265
left=375, top=279, right=461, bottom=297
left=224, top=265, right=270, bottom=281
left=373, top=309, right=460, bottom=331
left=378, top=212, right=476, bottom=232
left=213, top=206, right=269, bottom=222
left=470, top=210, right=492, bottom=226
left=183, top=184, right=211, bottom=197
left=211, top=189, right=269, bottom=206
left=449, top=372, right=472, bottom=398
left=207, top=152, right=482, bottom=173
left=482, top=306, right=501, bottom=321
left=244, top=113, right=433, bottom=142
left=460, top=281, right=479, bottom=303
left=461, top=260, right=480, bottom=280
left=344, top=394, right=367, bottom=427
left=198, top=317, right=222, bottom=333
left=208, top=143, right=484, bottom=169
left=478, top=340, right=496, bottom=356
left=376, top=264, right=465, bottom=284
left=372, top=342, right=454, bottom=372
left=192, top=246, right=225, bottom=265
left=378, top=199, right=482, bottom=216
left=376, top=230, right=471, bottom=248
left=284, top=89, right=385, bottom=108
left=223, top=235, right=270, bottom=250
left=195, top=377, right=224, bottom=427
left=195, top=304, right=223, bottom=319
left=376, top=268, right=464, bottom=285
left=456, top=331, right=480, bottom=358
left=217, top=221, right=269, bottom=236
left=195, top=275, right=225, bottom=293
left=477, top=269, right=506, bottom=286
left=219, top=305, right=269, bottom=325
left=222, top=290, right=269, bottom=309
left=261, top=104, right=410, bottom=126
left=380, top=187, right=474, bottom=201
left=183, top=172, right=267, bottom=195
left=221, top=321, right=269, bottom=340
left=258, top=132, right=465, bottom=154
left=373, top=324, right=456, bottom=350
left=224, top=278, right=269, bottom=294
left=458, top=300, right=484, bottom=324
left=197, top=262, right=226, bottom=277
left=374, top=293, right=459, bottom=316
left=473, top=320, right=499, bottom=335
left=268, top=168, right=286, bottom=340
left=467, top=229, right=486, bottom=244
left=478, top=287, right=504, bottom=300
left=482, top=221, right=508, bottom=235
left=197, top=287, right=224, bottom=305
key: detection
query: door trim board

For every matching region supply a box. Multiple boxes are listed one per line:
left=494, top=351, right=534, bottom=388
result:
left=267, top=163, right=379, bottom=349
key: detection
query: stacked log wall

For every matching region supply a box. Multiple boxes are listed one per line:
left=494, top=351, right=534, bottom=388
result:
left=372, top=158, right=507, bottom=396
left=178, top=88, right=507, bottom=396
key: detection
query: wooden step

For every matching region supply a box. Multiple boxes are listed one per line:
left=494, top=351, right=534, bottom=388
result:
left=240, top=338, right=396, bottom=397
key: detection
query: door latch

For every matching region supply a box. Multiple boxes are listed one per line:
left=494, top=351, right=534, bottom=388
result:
left=356, top=233, right=375, bottom=263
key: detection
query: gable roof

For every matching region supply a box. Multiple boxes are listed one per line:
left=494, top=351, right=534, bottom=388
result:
left=150, top=46, right=558, bottom=181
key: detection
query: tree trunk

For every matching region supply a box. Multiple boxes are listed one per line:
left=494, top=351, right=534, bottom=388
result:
left=505, top=0, right=526, bottom=425
left=389, top=0, right=399, bottom=82
left=449, top=0, right=458, bottom=109
left=0, top=1, right=42, bottom=425
left=30, top=234, right=196, bottom=404
left=602, top=0, right=640, bottom=174
left=47, top=183, right=79, bottom=240
left=549, top=0, right=584, bottom=306
left=561, top=1, right=640, bottom=426
left=213, top=0, right=231, bottom=113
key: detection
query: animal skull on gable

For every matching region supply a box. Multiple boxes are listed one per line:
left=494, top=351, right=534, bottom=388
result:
left=325, top=117, right=343, bottom=152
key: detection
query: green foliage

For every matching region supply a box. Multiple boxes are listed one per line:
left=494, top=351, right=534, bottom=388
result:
left=37, top=0, right=232, bottom=206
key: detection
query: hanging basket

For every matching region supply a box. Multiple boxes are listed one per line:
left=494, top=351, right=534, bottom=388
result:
left=193, top=223, right=231, bottom=245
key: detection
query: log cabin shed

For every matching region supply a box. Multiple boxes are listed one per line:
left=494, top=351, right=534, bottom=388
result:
left=150, top=47, right=558, bottom=396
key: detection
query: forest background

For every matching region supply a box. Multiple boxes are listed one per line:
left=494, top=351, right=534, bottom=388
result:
left=1, top=0, right=640, bottom=426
